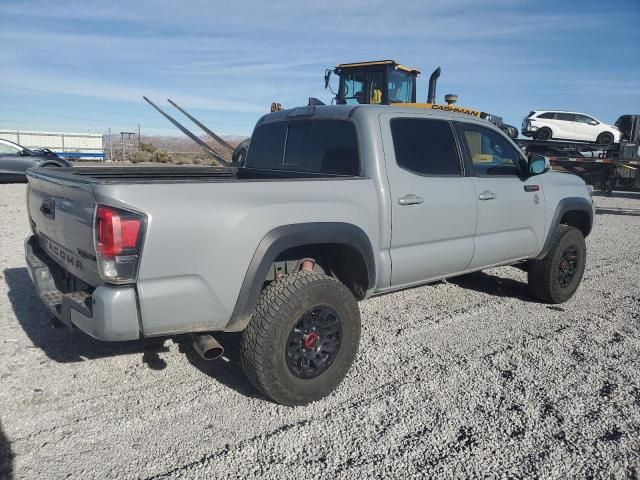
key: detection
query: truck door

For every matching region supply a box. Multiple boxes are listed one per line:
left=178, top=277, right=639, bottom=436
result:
left=455, top=122, right=546, bottom=269
left=381, top=114, right=477, bottom=287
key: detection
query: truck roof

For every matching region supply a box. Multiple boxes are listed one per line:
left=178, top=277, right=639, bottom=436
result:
left=257, top=104, right=495, bottom=126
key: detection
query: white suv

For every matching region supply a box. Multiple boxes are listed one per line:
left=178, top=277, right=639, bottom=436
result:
left=522, top=110, right=621, bottom=145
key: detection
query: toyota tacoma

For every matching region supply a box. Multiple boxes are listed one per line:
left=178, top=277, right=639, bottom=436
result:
left=24, top=104, right=594, bottom=405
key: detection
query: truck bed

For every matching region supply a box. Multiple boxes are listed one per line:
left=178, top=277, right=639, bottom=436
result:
left=25, top=163, right=375, bottom=336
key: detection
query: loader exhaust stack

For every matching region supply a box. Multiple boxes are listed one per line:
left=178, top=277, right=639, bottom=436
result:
left=427, top=67, right=441, bottom=104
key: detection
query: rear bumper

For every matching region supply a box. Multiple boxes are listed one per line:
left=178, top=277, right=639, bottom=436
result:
left=25, top=235, right=140, bottom=341
left=521, top=121, right=537, bottom=137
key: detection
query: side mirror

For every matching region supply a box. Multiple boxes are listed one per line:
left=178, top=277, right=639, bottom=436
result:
left=528, top=155, right=548, bottom=175
left=589, top=120, right=598, bottom=126
left=324, top=69, right=332, bottom=89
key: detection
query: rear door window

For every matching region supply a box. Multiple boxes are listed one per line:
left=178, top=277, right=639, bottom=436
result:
left=556, top=113, right=576, bottom=122
left=390, top=118, right=462, bottom=176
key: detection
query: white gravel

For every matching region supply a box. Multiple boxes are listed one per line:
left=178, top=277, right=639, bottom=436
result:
left=0, top=184, right=639, bottom=479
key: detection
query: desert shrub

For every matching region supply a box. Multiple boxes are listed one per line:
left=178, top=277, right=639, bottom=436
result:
left=139, top=142, right=157, bottom=154
left=152, top=150, right=173, bottom=163
left=129, top=150, right=153, bottom=164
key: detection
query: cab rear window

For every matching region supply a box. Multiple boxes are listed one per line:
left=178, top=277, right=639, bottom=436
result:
left=245, top=120, right=360, bottom=175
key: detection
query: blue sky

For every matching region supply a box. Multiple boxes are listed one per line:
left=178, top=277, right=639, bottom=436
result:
left=1, top=0, right=639, bottom=137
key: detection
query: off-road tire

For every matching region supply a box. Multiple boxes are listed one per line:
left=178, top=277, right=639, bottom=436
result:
left=536, top=128, right=552, bottom=141
left=240, top=271, right=361, bottom=406
left=528, top=225, right=586, bottom=303
left=596, top=132, right=614, bottom=146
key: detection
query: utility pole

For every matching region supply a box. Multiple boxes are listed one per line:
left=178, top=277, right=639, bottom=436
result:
left=137, top=124, right=141, bottom=151
left=108, top=128, right=113, bottom=162
left=120, top=131, right=137, bottom=162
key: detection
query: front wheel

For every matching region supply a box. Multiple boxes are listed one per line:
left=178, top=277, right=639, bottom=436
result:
left=528, top=225, right=586, bottom=303
left=596, top=132, right=614, bottom=146
left=241, top=272, right=361, bottom=406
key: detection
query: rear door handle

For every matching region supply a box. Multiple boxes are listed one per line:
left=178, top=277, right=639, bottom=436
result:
left=478, top=191, right=497, bottom=201
left=398, top=194, right=424, bottom=206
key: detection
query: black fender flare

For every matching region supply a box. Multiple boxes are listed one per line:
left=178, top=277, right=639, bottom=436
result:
left=37, top=159, right=71, bottom=168
left=535, top=196, right=593, bottom=260
left=225, top=222, right=375, bottom=332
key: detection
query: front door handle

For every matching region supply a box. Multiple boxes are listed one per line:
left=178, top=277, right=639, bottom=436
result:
left=398, top=194, right=424, bottom=206
left=478, top=190, right=497, bottom=201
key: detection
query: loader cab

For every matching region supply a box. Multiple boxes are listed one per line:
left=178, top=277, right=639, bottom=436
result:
left=332, top=60, right=419, bottom=106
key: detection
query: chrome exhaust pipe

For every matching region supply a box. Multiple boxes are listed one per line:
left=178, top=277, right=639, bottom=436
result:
left=191, top=333, right=224, bottom=360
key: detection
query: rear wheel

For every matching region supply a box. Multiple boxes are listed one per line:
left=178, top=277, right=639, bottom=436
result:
left=528, top=225, right=586, bottom=303
left=241, top=272, right=361, bottom=406
left=536, top=128, right=552, bottom=141
left=596, top=132, right=614, bottom=146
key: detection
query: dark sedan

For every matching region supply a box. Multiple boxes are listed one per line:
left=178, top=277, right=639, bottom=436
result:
left=0, top=138, right=71, bottom=183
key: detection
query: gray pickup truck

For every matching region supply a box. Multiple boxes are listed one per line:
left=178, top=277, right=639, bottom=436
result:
left=24, top=104, right=594, bottom=405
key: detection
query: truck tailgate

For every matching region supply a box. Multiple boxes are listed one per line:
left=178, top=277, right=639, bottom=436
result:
left=27, top=172, right=101, bottom=286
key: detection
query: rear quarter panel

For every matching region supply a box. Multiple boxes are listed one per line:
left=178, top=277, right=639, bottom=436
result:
left=93, top=178, right=379, bottom=336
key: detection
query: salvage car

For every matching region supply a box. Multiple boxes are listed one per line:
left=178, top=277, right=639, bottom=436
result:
left=24, top=104, right=594, bottom=405
left=0, top=138, right=70, bottom=182
left=521, top=110, right=621, bottom=145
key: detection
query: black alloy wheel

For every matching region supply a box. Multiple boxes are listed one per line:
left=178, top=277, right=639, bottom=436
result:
left=286, top=305, right=342, bottom=379
left=241, top=271, right=361, bottom=405
left=558, top=246, right=579, bottom=288
left=528, top=225, right=586, bottom=304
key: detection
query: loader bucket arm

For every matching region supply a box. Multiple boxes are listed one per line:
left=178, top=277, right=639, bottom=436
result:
left=142, top=96, right=232, bottom=166
left=167, top=98, right=235, bottom=153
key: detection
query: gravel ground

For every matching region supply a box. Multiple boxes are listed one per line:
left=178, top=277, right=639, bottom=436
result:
left=0, top=183, right=639, bottom=479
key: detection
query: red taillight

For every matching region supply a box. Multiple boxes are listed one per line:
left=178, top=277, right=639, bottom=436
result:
left=97, top=205, right=141, bottom=257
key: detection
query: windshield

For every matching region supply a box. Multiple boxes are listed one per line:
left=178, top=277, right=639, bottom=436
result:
left=339, top=70, right=384, bottom=105
left=388, top=70, right=414, bottom=103
left=340, top=71, right=366, bottom=105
